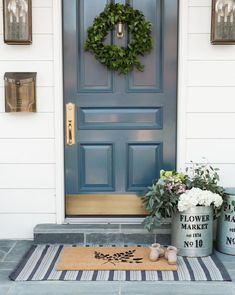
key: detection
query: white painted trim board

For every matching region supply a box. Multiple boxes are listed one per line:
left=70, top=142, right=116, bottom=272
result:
left=177, top=0, right=188, bottom=172
left=53, top=0, right=65, bottom=224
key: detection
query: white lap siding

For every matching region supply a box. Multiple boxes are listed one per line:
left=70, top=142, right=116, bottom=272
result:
left=185, top=2, right=235, bottom=186
left=0, top=0, right=56, bottom=239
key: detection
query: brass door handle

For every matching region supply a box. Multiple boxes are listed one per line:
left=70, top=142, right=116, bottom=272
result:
left=66, top=103, right=75, bottom=145
left=117, top=22, right=124, bottom=39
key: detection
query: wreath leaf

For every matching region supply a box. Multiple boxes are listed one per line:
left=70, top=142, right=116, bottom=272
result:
left=85, top=3, right=153, bottom=74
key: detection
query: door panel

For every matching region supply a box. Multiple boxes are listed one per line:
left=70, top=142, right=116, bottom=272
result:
left=78, top=108, right=163, bottom=129
left=128, top=0, right=162, bottom=92
left=78, top=0, right=113, bottom=92
left=63, top=0, right=178, bottom=216
left=127, top=143, right=162, bottom=191
left=79, top=144, right=114, bottom=192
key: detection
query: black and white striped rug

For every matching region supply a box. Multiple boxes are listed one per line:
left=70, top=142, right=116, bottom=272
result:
left=9, top=245, right=231, bottom=281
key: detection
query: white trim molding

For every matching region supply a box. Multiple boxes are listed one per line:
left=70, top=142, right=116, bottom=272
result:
left=177, top=0, right=188, bottom=172
left=53, top=0, right=65, bottom=224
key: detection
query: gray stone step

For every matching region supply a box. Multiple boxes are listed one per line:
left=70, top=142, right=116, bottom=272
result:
left=34, top=223, right=171, bottom=245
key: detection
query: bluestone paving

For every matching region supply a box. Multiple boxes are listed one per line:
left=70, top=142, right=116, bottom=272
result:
left=4, top=241, right=32, bottom=262
left=0, top=269, right=13, bottom=285
left=7, top=282, right=120, bottom=295
left=0, top=240, right=16, bottom=262
left=0, top=285, right=10, bottom=295
left=1, top=240, right=235, bottom=294
left=0, top=240, right=16, bottom=249
left=0, top=250, right=7, bottom=261
left=34, top=233, right=84, bottom=244
left=85, top=233, right=125, bottom=245
left=33, top=223, right=170, bottom=245
left=0, top=261, right=18, bottom=270
left=120, top=282, right=235, bottom=295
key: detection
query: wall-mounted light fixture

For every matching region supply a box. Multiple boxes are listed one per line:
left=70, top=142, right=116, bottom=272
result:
left=3, top=0, right=32, bottom=45
left=5, top=72, right=37, bottom=112
left=211, top=0, right=235, bottom=44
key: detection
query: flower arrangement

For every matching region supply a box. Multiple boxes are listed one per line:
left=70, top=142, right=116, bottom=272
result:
left=142, top=164, right=226, bottom=231
left=177, top=188, right=223, bottom=212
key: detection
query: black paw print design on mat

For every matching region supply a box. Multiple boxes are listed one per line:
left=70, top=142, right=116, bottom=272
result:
left=94, top=249, right=143, bottom=266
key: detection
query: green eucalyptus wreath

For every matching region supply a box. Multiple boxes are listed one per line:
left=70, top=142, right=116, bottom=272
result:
left=85, top=3, right=153, bottom=74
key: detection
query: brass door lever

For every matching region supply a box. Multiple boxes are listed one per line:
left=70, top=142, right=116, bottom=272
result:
left=66, top=103, right=75, bottom=145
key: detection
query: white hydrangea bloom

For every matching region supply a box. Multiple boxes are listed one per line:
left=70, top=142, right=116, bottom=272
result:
left=213, top=193, right=223, bottom=207
left=178, top=187, right=223, bottom=212
left=178, top=199, right=190, bottom=212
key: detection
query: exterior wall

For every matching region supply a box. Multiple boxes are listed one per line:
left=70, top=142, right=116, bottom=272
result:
left=0, top=0, right=234, bottom=239
left=0, top=0, right=56, bottom=239
left=184, top=0, right=235, bottom=187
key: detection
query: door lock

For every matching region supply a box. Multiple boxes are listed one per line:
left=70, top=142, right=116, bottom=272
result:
left=66, top=103, right=75, bottom=145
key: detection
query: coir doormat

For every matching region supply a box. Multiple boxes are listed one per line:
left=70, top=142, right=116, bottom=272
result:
left=56, top=247, right=177, bottom=271
left=9, top=245, right=231, bottom=281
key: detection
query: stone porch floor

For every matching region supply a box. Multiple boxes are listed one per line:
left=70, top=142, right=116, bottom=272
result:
left=0, top=240, right=235, bottom=295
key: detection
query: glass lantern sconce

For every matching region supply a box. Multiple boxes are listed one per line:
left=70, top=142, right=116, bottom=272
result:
left=211, top=0, right=235, bottom=44
left=3, top=0, right=32, bottom=45
left=5, top=72, right=37, bottom=112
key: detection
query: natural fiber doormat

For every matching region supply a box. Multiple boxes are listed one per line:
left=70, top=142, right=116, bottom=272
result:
left=9, top=245, right=231, bottom=281
left=56, top=246, right=177, bottom=271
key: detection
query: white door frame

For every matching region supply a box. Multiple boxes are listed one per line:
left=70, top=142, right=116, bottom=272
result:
left=53, top=0, right=188, bottom=224
left=177, top=0, right=188, bottom=172
left=53, top=0, right=65, bottom=224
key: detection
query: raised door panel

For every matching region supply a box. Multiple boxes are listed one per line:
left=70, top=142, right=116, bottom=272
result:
left=79, top=144, right=114, bottom=191
left=77, top=0, right=113, bottom=92
left=127, top=143, right=163, bottom=191
left=127, top=0, right=162, bottom=92
left=79, top=107, right=163, bottom=129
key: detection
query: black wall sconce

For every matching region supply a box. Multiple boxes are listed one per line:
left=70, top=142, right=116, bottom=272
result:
left=211, top=0, right=235, bottom=44
left=3, top=0, right=32, bottom=45
left=5, top=72, right=37, bottom=112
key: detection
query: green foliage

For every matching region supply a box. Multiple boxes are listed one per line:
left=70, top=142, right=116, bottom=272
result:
left=185, top=163, right=227, bottom=219
left=142, top=164, right=227, bottom=231
left=85, top=3, right=153, bottom=74
left=142, top=170, right=187, bottom=231
left=160, top=170, right=185, bottom=183
left=185, top=163, right=225, bottom=195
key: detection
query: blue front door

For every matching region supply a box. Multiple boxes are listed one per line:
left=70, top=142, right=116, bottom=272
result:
left=63, top=0, right=178, bottom=216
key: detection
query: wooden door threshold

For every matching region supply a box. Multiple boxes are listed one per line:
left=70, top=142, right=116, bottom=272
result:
left=66, top=194, right=148, bottom=216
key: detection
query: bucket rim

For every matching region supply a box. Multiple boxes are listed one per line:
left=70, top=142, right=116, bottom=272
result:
left=176, top=205, right=213, bottom=214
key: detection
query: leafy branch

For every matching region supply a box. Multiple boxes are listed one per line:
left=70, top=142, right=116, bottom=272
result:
left=94, top=249, right=143, bottom=266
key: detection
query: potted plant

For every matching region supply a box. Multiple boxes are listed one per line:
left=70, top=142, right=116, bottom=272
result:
left=142, top=164, right=226, bottom=257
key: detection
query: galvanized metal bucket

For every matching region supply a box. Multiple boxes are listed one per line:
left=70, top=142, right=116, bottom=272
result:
left=217, top=188, right=235, bottom=255
left=171, top=206, right=213, bottom=257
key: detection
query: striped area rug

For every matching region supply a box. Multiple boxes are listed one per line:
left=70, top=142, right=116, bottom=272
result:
left=9, top=245, right=231, bottom=281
